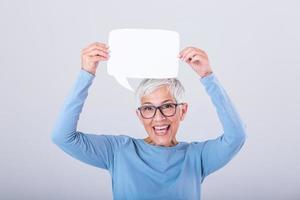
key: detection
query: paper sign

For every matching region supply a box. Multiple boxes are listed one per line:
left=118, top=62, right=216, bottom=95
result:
left=107, top=28, right=180, bottom=91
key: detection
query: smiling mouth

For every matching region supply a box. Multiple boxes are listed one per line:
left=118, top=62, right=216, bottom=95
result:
left=153, top=125, right=170, bottom=136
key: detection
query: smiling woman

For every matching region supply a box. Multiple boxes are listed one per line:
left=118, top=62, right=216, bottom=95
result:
left=135, top=78, right=188, bottom=147
left=51, top=42, right=247, bottom=200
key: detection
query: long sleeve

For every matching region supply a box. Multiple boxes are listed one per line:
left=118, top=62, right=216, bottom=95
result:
left=199, top=72, right=247, bottom=181
left=51, top=69, right=123, bottom=171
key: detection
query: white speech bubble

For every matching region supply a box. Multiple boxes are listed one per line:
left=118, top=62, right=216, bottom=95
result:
left=107, top=28, right=180, bottom=91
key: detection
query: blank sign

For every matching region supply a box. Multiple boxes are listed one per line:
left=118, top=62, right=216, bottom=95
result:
left=107, top=28, right=180, bottom=91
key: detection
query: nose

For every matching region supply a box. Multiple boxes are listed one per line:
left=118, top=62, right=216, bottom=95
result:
left=153, top=109, right=166, bottom=120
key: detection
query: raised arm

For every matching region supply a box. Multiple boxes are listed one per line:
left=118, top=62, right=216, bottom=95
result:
left=199, top=72, right=246, bottom=180
left=178, top=47, right=247, bottom=180
left=51, top=42, right=122, bottom=170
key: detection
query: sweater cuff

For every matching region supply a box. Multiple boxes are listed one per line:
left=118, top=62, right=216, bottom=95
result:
left=199, top=72, right=215, bottom=85
left=79, top=68, right=96, bottom=81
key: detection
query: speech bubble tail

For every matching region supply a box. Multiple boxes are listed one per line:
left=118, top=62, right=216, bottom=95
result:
left=114, top=77, right=134, bottom=92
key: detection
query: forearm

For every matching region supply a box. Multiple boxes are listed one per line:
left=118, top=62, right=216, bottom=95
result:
left=200, top=73, right=246, bottom=144
left=51, top=69, right=95, bottom=144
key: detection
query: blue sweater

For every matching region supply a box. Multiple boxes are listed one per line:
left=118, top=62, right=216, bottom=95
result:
left=51, top=69, right=247, bottom=200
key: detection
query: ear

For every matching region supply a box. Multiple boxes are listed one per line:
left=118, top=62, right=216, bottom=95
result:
left=180, top=103, right=188, bottom=121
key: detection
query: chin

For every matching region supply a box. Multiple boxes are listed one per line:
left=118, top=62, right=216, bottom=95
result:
left=148, top=129, right=173, bottom=145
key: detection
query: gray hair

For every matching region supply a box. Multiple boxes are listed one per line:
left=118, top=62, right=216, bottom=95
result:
left=135, top=78, right=185, bottom=108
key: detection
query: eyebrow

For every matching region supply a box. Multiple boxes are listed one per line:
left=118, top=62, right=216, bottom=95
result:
left=142, top=99, right=174, bottom=105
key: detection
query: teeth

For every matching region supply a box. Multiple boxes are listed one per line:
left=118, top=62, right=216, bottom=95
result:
left=154, top=125, right=169, bottom=130
left=153, top=125, right=169, bottom=136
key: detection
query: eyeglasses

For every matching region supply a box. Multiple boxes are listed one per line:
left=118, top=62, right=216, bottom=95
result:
left=137, top=102, right=184, bottom=119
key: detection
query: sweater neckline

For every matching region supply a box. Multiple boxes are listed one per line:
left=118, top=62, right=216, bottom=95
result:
left=138, top=138, right=183, bottom=150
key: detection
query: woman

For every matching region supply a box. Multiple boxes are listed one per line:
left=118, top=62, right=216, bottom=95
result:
left=51, top=42, right=247, bottom=199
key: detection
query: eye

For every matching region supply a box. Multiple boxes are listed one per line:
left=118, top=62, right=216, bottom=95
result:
left=161, top=103, right=175, bottom=109
left=142, top=106, right=154, bottom=111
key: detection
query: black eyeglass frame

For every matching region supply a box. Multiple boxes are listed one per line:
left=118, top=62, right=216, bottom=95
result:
left=137, top=102, right=184, bottom=119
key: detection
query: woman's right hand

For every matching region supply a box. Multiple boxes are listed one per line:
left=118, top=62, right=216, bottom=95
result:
left=81, top=42, right=110, bottom=75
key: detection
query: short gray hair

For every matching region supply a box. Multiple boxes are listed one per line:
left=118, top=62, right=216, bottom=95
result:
left=135, top=78, right=185, bottom=108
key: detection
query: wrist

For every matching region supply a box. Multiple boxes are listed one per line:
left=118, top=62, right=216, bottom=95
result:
left=81, top=67, right=96, bottom=76
left=199, top=70, right=213, bottom=78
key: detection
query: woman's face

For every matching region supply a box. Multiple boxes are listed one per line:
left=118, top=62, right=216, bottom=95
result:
left=136, top=85, right=188, bottom=147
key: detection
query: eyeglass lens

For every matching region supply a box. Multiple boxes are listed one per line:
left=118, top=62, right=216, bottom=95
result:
left=140, top=103, right=177, bottom=118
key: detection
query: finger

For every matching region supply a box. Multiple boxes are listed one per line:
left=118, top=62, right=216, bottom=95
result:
left=90, top=55, right=108, bottom=62
left=190, top=55, right=202, bottom=63
left=188, top=51, right=208, bottom=61
left=178, top=47, right=192, bottom=57
left=86, top=49, right=109, bottom=58
left=82, top=42, right=109, bottom=54
left=82, top=46, right=110, bottom=55
left=178, top=47, right=207, bottom=58
left=197, top=48, right=207, bottom=55
left=181, top=49, right=195, bottom=61
left=185, top=51, right=206, bottom=63
left=84, top=48, right=109, bottom=56
left=179, top=47, right=202, bottom=59
left=191, top=53, right=207, bottom=62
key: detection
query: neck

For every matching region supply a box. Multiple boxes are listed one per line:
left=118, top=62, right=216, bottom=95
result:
left=144, top=137, right=178, bottom=147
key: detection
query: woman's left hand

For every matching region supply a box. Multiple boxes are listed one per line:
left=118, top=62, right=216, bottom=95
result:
left=178, top=47, right=213, bottom=78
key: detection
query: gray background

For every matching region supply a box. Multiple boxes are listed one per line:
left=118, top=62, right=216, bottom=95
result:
left=1, top=0, right=299, bottom=199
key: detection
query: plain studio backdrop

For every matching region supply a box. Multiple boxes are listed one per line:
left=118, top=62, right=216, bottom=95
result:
left=0, top=0, right=299, bottom=199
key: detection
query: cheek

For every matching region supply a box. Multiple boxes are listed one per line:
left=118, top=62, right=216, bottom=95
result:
left=143, top=121, right=153, bottom=131
left=170, top=119, right=180, bottom=132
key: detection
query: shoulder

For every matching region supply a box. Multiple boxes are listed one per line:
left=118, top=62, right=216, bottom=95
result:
left=85, top=133, right=133, bottom=150
left=188, top=141, right=207, bottom=152
left=106, top=134, right=134, bottom=149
